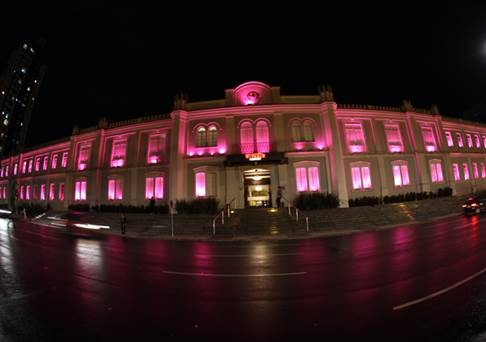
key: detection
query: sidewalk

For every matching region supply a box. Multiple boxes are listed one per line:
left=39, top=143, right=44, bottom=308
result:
left=25, top=196, right=467, bottom=241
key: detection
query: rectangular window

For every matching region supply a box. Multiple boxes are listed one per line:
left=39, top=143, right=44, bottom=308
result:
left=111, top=140, right=127, bottom=167
left=2, top=187, right=6, bottom=200
left=25, top=185, right=31, bottom=200
left=475, top=134, right=481, bottom=148
left=483, top=136, right=486, bottom=148
left=421, top=126, right=437, bottom=152
left=430, top=161, right=444, bottom=183
left=22, top=161, right=26, bottom=174
left=28, top=160, right=33, bottom=173
left=295, top=167, right=308, bottom=192
left=147, top=135, right=165, bottom=164
left=5, top=165, right=8, bottom=177
left=61, top=152, right=68, bottom=168
left=453, top=163, right=460, bottom=181
left=482, top=163, right=486, bottom=179
left=456, top=133, right=464, bottom=147
left=473, top=162, right=479, bottom=179
left=145, top=176, right=164, bottom=199
left=463, top=163, right=470, bottom=180
left=59, top=183, right=65, bottom=201
left=385, top=124, right=404, bottom=152
left=351, top=165, right=372, bottom=190
left=345, top=123, right=366, bottom=153
left=466, top=134, right=473, bottom=148
left=108, top=179, right=123, bottom=200
left=51, top=154, right=58, bottom=169
left=392, top=164, right=410, bottom=186
left=195, top=172, right=206, bottom=197
left=35, top=157, right=40, bottom=172
left=75, top=181, right=87, bottom=200
left=43, top=156, right=49, bottom=171
left=40, top=184, right=46, bottom=200
left=19, top=185, right=24, bottom=200
left=78, top=146, right=90, bottom=170
left=445, top=131, right=453, bottom=147
left=49, top=183, right=55, bottom=200
left=13, top=163, right=17, bottom=176
left=295, top=166, right=320, bottom=192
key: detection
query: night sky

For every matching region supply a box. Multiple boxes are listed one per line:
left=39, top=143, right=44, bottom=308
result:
left=1, top=2, right=485, bottom=148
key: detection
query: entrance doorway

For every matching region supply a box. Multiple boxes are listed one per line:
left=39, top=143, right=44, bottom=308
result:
left=243, top=168, right=271, bottom=207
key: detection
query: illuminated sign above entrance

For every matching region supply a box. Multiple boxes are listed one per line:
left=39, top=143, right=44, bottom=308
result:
left=245, top=152, right=266, bottom=161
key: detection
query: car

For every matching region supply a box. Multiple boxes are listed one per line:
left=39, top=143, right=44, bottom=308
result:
left=462, top=196, right=486, bottom=215
left=39, top=210, right=110, bottom=235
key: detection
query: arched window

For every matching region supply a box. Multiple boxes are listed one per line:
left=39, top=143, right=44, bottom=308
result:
left=240, top=121, right=254, bottom=153
left=291, top=121, right=301, bottom=142
left=207, top=125, right=218, bottom=146
left=302, top=120, right=314, bottom=141
left=196, top=127, right=206, bottom=147
left=255, top=121, right=269, bottom=152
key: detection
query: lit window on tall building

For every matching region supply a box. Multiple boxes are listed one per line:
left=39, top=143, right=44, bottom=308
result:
left=40, top=184, right=46, bottom=200
left=147, top=134, right=165, bottom=164
left=61, top=152, right=68, bottom=168
left=430, top=160, right=444, bottom=183
left=473, top=162, right=479, bottom=179
left=49, top=183, right=55, bottom=200
left=51, top=154, right=58, bottom=169
left=295, top=166, right=320, bottom=192
left=463, top=163, right=470, bottom=180
left=456, top=133, right=464, bottom=147
left=421, top=126, right=437, bottom=152
left=110, top=140, right=127, bottom=168
left=385, top=124, right=404, bottom=152
left=75, top=180, right=87, bottom=200
left=77, top=146, right=90, bottom=170
left=345, top=123, right=366, bottom=153
left=445, top=131, right=453, bottom=147
left=453, top=163, right=460, bottom=181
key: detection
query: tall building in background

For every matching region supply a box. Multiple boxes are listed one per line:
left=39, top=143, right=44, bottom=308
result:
left=0, top=39, right=46, bottom=158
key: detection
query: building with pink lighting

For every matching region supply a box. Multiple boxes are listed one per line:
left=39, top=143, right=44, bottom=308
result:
left=1, top=81, right=485, bottom=211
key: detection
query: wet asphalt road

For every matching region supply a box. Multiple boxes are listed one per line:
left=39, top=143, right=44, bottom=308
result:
left=2, top=215, right=486, bottom=341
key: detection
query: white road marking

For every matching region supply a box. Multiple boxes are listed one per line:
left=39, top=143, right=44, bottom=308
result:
left=163, top=270, right=307, bottom=277
left=393, top=267, right=486, bottom=310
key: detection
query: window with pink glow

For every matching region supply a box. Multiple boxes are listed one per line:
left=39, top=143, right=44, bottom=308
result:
left=19, top=185, right=24, bottom=200
left=295, top=167, right=308, bottom=191
left=240, top=122, right=254, bottom=153
left=145, top=176, right=164, bottom=199
left=196, top=127, right=206, bottom=147
left=61, top=152, right=68, bottom=168
left=35, top=157, right=40, bottom=172
left=421, top=126, right=437, bottom=152
left=483, top=136, right=486, bottom=148
left=255, top=121, right=269, bottom=153
left=49, top=183, right=55, bottom=200
left=2, top=187, right=5, bottom=199
left=308, top=167, right=320, bottom=191
left=42, top=156, right=48, bottom=171
left=40, top=184, right=46, bottom=200
left=475, top=134, right=481, bottom=148
left=5, top=165, right=9, bottom=177
left=28, top=160, right=32, bottom=173
left=466, top=134, right=473, bottom=148
left=303, top=120, right=314, bottom=142
left=392, top=161, right=410, bottom=186
left=59, top=183, right=65, bottom=201
left=208, top=125, right=218, bottom=146
left=75, top=180, right=87, bottom=200
left=13, top=163, right=17, bottom=176
left=345, top=123, right=366, bottom=153
left=195, top=172, right=206, bottom=197
left=429, top=160, right=444, bottom=183
left=111, top=140, right=127, bottom=168
left=452, top=163, right=460, bottom=181
left=77, top=146, right=90, bottom=170
left=463, top=163, right=470, bottom=180
left=445, top=131, right=453, bottom=147
left=51, top=154, right=58, bottom=169
left=108, top=178, right=123, bottom=200
left=456, top=133, right=464, bottom=147
left=385, top=124, right=404, bottom=152
left=22, top=161, right=26, bottom=174
left=25, top=185, right=30, bottom=200
left=473, top=162, right=479, bottom=179
left=481, top=163, right=486, bottom=178
left=147, top=135, right=165, bottom=164
left=351, top=163, right=372, bottom=190
left=0, top=167, right=3, bottom=178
